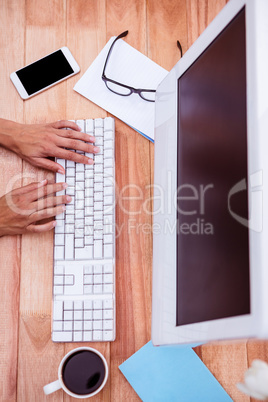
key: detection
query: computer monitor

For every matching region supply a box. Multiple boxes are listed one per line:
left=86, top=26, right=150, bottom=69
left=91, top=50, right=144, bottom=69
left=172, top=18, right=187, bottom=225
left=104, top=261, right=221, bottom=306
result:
left=152, top=0, right=268, bottom=345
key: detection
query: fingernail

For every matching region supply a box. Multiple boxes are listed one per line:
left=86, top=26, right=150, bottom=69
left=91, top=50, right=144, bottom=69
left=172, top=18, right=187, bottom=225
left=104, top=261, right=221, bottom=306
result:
left=62, top=205, right=66, bottom=211
left=62, top=183, right=68, bottom=189
left=87, top=159, right=94, bottom=165
left=58, top=168, right=65, bottom=174
left=89, top=136, right=95, bottom=142
left=94, top=146, right=100, bottom=153
left=66, top=195, right=72, bottom=202
left=53, top=221, right=57, bottom=227
left=38, top=179, right=47, bottom=187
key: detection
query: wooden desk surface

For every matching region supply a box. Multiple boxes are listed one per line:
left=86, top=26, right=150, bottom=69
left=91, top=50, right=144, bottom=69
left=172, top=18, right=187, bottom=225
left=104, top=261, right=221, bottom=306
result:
left=1, top=0, right=268, bottom=401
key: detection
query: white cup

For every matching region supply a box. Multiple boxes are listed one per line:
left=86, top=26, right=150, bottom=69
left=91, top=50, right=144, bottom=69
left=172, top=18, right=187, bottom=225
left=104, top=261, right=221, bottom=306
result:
left=43, top=347, right=108, bottom=399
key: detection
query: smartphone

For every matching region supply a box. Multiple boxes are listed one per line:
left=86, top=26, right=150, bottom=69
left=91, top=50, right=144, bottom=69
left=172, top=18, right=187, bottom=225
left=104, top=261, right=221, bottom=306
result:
left=10, top=47, right=80, bottom=100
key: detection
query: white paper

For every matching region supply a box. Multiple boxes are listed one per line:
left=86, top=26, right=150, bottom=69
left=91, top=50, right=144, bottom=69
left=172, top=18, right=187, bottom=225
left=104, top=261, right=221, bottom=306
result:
left=74, top=37, right=168, bottom=141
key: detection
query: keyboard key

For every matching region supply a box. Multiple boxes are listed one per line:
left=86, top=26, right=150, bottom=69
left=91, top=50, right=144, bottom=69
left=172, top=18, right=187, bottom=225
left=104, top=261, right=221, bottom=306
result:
left=95, top=118, right=104, bottom=128
left=84, top=300, right=93, bottom=309
left=64, top=300, right=73, bottom=310
left=53, top=301, right=63, bottom=320
left=54, top=276, right=64, bottom=285
left=93, top=284, right=103, bottom=294
left=104, top=309, right=113, bottom=319
left=84, top=285, right=93, bottom=294
left=52, top=332, right=72, bottom=342
left=84, top=310, right=92, bottom=320
left=84, top=321, right=93, bottom=331
left=65, top=234, right=74, bottom=260
left=53, top=321, right=63, bottom=331
left=104, top=320, right=113, bottom=330
left=94, top=265, right=102, bottom=275
left=104, top=244, right=113, bottom=258
left=104, top=117, right=115, bottom=131
left=74, top=332, right=83, bottom=342
left=74, top=300, right=83, bottom=310
left=104, top=264, right=113, bottom=274
left=93, top=331, right=103, bottom=341
left=55, top=246, right=64, bottom=260
left=104, top=131, right=114, bottom=141
left=84, top=332, right=93, bottom=341
left=64, top=311, right=73, bottom=321
left=104, top=284, right=113, bottom=293
left=93, top=321, right=102, bottom=330
left=54, top=266, right=64, bottom=275
left=75, top=246, right=93, bottom=260
left=64, top=322, right=72, bottom=331
left=103, top=331, right=114, bottom=341
left=104, top=158, right=113, bottom=168
left=94, top=240, right=103, bottom=259
left=76, top=120, right=85, bottom=131
left=85, top=119, right=94, bottom=133
left=104, top=299, right=114, bottom=309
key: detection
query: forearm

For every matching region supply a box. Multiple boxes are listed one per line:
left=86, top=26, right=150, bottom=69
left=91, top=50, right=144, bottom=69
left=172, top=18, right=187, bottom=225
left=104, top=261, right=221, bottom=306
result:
left=0, top=118, right=23, bottom=153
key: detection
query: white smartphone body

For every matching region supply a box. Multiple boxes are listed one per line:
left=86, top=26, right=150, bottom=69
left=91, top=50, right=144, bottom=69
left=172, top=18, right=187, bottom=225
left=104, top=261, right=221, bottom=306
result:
left=10, top=47, right=80, bottom=100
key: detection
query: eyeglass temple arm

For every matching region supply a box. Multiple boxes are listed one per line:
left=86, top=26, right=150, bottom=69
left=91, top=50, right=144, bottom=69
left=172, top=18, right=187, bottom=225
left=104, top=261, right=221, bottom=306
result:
left=177, top=40, right=183, bottom=57
left=102, top=30, right=129, bottom=79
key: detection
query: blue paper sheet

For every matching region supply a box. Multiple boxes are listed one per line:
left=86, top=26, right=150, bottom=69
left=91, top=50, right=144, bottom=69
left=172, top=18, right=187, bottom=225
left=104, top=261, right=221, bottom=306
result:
left=119, top=341, right=233, bottom=402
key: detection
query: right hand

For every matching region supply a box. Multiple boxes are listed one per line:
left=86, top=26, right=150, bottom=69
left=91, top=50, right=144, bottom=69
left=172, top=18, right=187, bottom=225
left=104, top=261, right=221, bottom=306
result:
left=0, top=179, right=70, bottom=236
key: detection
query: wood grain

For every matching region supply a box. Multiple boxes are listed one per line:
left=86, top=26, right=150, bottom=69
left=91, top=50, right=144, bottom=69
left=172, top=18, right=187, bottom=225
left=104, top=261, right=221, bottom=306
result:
left=0, top=1, right=24, bottom=400
left=106, top=1, right=152, bottom=400
left=17, top=1, right=66, bottom=401
left=65, top=1, right=110, bottom=401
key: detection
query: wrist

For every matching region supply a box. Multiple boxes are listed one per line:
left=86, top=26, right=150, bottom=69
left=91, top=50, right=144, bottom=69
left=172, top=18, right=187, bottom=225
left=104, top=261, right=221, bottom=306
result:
left=0, top=118, right=24, bottom=154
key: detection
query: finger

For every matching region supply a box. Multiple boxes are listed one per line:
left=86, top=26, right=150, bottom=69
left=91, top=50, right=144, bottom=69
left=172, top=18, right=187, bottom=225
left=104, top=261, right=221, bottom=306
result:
left=53, top=148, right=96, bottom=165
left=27, top=182, right=68, bottom=202
left=28, top=204, right=66, bottom=223
left=27, top=220, right=56, bottom=233
left=33, top=194, right=72, bottom=210
left=11, top=179, right=47, bottom=197
left=51, top=120, right=82, bottom=132
left=55, top=137, right=99, bottom=154
left=56, top=129, right=95, bottom=143
left=31, top=157, right=66, bottom=174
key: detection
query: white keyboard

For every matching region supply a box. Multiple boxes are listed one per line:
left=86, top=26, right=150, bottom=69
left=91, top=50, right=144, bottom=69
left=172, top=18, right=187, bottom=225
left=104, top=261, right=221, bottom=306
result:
left=52, top=117, right=116, bottom=342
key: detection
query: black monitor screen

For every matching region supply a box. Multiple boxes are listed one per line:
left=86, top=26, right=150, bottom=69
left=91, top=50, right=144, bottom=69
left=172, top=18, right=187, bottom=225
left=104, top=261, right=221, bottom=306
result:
left=176, top=8, right=250, bottom=326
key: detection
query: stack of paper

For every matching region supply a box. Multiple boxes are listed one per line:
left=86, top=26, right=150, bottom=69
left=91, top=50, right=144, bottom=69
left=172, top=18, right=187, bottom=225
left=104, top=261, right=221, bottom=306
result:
left=74, top=36, right=168, bottom=142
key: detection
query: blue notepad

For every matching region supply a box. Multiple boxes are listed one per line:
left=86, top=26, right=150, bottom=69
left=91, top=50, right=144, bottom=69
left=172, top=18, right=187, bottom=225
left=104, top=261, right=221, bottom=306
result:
left=119, top=341, right=233, bottom=402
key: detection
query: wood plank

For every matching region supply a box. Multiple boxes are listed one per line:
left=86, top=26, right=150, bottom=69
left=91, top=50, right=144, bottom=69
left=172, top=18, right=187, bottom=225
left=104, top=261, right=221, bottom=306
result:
left=186, top=0, right=228, bottom=47
left=66, top=0, right=107, bottom=120
left=201, top=341, right=250, bottom=402
left=105, top=1, right=151, bottom=400
left=147, top=0, right=187, bottom=70
left=64, top=2, right=110, bottom=401
left=17, top=1, right=67, bottom=400
left=0, top=0, right=25, bottom=400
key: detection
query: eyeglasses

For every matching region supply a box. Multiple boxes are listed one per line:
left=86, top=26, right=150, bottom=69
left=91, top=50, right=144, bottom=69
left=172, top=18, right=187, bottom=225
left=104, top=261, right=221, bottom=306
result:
left=102, top=30, right=183, bottom=103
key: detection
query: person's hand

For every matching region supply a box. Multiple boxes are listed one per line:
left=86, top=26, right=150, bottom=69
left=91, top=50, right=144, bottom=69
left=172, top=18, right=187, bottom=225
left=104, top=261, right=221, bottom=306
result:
left=2, top=119, right=100, bottom=173
left=0, top=179, right=70, bottom=236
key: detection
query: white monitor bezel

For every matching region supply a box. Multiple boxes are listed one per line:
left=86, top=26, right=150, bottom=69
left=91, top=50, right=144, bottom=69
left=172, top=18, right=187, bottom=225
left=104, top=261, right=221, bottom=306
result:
left=152, top=0, right=268, bottom=345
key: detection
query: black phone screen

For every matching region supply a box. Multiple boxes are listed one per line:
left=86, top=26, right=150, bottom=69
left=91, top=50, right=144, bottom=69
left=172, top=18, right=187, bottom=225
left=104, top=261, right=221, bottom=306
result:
left=16, top=50, right=74, bottom=95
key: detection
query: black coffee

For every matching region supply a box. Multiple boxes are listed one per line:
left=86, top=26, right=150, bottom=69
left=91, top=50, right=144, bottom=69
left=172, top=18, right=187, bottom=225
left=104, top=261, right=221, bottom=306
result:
left=62, top=350, right=106, bottom=395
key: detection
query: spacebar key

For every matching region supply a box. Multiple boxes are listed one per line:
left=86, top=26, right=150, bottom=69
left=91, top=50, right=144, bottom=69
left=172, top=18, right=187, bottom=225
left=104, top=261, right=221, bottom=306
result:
left=94, top=240, right=103, bottom=259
